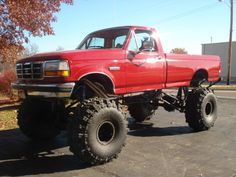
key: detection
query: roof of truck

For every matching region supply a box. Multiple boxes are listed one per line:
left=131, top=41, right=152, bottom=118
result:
left=90, top=26, right=157, bottom=33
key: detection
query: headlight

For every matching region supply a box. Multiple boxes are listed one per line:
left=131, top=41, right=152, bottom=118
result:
left=44, top=60, right=70, bottom=77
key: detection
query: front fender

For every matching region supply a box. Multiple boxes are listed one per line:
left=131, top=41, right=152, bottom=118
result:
left=73, top=66, right=126, bottom=94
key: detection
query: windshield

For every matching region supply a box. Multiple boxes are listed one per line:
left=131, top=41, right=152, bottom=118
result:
left=77, top=28, right=129, bottom=50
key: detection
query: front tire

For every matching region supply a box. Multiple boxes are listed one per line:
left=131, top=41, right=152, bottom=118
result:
left=185, top=89, right=217, bottom=131
left=17, top=98, right=63, bottom=140
left=68, top=98, right=127, bottom=165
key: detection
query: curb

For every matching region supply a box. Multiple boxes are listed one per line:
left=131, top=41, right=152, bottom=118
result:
left=0, top=103, right=21, bottom=111
left=209, top=85, right=236, bottom=90
left=217, top=96, right=236, bottom=100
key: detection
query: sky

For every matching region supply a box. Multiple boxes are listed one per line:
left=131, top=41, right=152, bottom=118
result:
left=27, top=0, right=236, bottom=54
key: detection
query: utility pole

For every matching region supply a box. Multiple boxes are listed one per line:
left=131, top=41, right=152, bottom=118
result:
left=227, top=0, right=233, bottom=85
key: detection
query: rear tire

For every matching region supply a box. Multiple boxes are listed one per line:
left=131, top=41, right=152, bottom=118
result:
left=68, top=98, right=127, bottom=165
left=185, top=89, right=217, bottom=131
left=128, top=98, right=158, bottom=122
left=17, top=98, right=63, bottom=140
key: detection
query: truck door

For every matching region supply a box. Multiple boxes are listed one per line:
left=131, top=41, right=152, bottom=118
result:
left=125, top=30, right=165, bottom=93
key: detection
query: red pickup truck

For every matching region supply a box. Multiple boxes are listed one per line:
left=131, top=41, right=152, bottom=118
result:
left=12, top=26, right=221, bottom=164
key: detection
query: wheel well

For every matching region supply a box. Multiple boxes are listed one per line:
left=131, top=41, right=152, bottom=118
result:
left=71, top=73, right=114, bottom=99
left=81, top=74, right=114, bottom=93
left=190, top=69, right=208, bottom=87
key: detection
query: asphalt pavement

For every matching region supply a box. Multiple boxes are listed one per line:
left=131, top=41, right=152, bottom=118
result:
left=0, top=97, right=236, bottom=177
left=214, top=90, right=236, bottom=99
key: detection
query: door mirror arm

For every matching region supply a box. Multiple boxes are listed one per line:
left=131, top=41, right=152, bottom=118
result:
left=127, top=50, right=140, bottom=60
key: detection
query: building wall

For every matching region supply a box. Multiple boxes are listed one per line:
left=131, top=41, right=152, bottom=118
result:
left=202, top=41, right=236, bottom=82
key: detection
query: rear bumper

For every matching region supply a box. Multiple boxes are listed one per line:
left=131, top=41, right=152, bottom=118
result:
left=11, top=82, right=75, bottom=98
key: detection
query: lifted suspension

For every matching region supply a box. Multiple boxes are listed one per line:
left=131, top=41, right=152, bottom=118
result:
left=160, top=87, right=188, bottom=113
left=160, top=78, right=221, bottom=113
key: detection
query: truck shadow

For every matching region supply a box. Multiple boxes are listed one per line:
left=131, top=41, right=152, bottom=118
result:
left=0, top=124, right=194, bottom=176
left=128, top=123, right=194, bottom=137
left=0, top=129, right=91, bottom=176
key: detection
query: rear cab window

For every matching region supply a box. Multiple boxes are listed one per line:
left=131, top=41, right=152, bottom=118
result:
left=78, top=28, right=130, bottom=50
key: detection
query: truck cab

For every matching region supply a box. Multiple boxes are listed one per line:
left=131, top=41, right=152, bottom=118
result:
left=12, top=26, right=220, bottom=98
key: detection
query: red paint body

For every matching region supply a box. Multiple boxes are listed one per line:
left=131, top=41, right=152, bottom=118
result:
left=17, top=26, right=221, bottom=95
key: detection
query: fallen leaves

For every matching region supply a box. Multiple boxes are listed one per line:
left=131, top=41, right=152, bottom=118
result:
left=0, top=109, right=17, bottom=130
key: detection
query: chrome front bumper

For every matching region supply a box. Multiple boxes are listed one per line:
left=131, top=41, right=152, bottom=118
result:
left=11, top=82, right=75, bottom=98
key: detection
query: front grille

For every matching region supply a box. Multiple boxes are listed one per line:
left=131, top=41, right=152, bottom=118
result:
left=16, top=62, right=43, bottom=79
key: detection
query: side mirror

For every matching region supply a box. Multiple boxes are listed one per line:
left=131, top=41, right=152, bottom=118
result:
left=127, top=51, right=139, bottom=60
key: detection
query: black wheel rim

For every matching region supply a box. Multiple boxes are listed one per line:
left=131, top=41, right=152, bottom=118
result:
left=97, top=121, right=115, bottom=145
left=205, top=102, right=213, bottom=116
left=205, top=100, right=215, bottom=122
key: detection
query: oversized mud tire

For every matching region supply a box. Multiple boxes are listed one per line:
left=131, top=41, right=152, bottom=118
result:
left=68, top=98, right=127, bottom=165
left=185, top=89, right=217, bottom=131
left=17, top=98, right=62, bottom=140
left=128, top=99, right=158, bottom=122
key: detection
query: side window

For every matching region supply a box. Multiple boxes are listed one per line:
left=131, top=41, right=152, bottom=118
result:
left=80, top=39, right=90, bottom=49
left=88, top=37, right=105, bottom=48
left=128, top=34, right=138, bottom=51
left=114, top=35, right=126, bottom=48
left=133, top=30, right=157, bottom=52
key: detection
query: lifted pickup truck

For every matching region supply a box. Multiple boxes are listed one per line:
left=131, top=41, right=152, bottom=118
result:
left=12, top=26, right=221, bottom=165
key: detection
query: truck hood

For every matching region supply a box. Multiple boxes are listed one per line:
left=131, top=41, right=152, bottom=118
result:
left=17, top=49, right=125, bottom=63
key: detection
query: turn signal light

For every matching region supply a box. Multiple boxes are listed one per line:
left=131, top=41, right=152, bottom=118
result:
left=44, top=70, right=70, bottom=77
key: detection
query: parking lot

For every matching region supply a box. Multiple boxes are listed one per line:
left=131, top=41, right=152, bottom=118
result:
left=0, top=97, right=235, bottom=177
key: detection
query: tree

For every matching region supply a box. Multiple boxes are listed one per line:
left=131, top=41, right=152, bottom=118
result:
left=0, top=0, right=72, bottom=64
left=170, top=48, right=188, bottom=54
left=56, top=46, right=64, bottom=51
